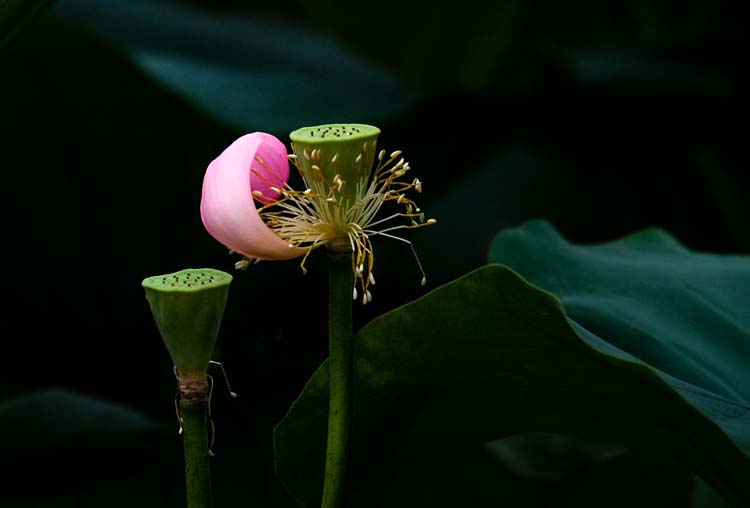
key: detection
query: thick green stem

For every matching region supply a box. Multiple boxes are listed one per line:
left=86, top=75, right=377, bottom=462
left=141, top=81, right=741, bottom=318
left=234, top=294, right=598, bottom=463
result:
left=321, top=252, right=354, bottom=508
left=181, top=398, right=212, bottom=508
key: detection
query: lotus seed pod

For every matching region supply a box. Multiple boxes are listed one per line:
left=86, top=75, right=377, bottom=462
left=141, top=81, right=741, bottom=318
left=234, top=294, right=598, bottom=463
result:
left=289, top=123, right=380, bottom=203
left=142, top=268, right=232, bottom=375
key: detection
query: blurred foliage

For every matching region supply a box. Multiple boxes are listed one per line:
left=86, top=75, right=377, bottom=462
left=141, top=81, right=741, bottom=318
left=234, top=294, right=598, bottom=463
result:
left=1, top=0, right=748, bottom=506
left=52, top=0, right=421, bottom=133
left=0, top=0, right=54, bottom=48
left=0, top=389, right=172, bottom=502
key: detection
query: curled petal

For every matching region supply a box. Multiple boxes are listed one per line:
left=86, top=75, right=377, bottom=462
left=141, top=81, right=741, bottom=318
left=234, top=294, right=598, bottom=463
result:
left=200, top=133, right=305, bottom=260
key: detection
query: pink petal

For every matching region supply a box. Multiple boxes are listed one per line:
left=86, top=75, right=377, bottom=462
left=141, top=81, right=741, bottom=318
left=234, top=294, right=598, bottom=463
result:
left=200, top=133, right=305, bottom=260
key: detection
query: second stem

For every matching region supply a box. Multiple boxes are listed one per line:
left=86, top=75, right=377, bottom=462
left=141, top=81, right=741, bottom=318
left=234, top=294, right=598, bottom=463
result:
left=181, top=392, right=212, bottom=508
left=321, top=252, right=354, bottom=508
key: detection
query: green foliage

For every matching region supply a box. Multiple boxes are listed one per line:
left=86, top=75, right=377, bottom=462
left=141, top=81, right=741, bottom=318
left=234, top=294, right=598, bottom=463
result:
left=274, top=222, right=750, bottom=507
left=0, top=390, right=168, bottom=501
left=0, top=0, right=53, bottom=48
left=50, top=0, right=420, bottom=133
left=293, top=0, right=742, bottom=94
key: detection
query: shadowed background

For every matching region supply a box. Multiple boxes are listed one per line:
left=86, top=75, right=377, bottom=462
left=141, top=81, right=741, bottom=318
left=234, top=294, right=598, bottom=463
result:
left=0, top=0, right=747, bottom=506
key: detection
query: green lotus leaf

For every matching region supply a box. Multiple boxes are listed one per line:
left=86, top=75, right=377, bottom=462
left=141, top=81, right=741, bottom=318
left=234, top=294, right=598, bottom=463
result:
left=274, top=221, right=750, bottom=507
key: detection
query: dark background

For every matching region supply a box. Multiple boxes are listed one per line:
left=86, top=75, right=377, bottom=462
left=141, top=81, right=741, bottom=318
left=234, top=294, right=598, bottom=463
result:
left=1, top=0, right=747, bottom=506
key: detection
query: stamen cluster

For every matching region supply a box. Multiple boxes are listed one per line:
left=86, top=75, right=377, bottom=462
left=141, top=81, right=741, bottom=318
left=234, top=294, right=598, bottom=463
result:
left=245, top=131, right=435, bottom=304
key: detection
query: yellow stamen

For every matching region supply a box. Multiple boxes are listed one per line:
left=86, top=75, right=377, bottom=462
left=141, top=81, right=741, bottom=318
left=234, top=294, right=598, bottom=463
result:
left=249, top=145, right=435, bottom=299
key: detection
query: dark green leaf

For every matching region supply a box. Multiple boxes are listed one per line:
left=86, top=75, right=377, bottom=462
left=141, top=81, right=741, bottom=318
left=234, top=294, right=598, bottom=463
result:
left=0, top=389, right=169, bottom=500
left=486, top=433, right=626, bottom=480
left=562, top=44, right=732, bottom=95
left=274, top=224, right=750, bottom=507
left=297, top=0, right=527, bottom=92
left=294, top=0, right=741, bottom=93
left=51, top=0, right=420, bottom=133
left=0, top=0, right=53, bottom=48
left=548, top=452, right=693, bottom=508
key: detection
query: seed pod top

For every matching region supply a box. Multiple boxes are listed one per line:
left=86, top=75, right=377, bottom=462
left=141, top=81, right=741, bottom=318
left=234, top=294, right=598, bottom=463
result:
left=142, top=268, right=232, bottom=375
left=290, top=123, right=380, bottom=202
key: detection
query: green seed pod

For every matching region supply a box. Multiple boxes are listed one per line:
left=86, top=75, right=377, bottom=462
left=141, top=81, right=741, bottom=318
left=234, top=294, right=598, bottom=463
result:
left=289, top=123, right=380, bottom=202
left=142, top=268, right=232, bottom=375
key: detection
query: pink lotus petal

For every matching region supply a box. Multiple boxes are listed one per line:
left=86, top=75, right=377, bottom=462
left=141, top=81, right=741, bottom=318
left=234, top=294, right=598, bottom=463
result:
left=200, top=133, right=305, bottom=260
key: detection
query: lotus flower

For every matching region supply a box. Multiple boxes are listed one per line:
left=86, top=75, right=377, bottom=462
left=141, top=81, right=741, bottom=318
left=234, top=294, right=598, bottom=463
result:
left=200, top=125, right=435, bottom=303
left=201, top=132, right=305, bottom=262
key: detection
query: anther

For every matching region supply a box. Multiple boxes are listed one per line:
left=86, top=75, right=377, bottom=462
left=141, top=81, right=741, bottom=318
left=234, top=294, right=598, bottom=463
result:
left=427, top=218, right=437, bottom=224
left=235, top=259, right=250, bottom=270
left=303, top=149, right=311, bottom=160
left=270, top=186, right=281, bottom=194
left=368, top=272, right=376, bottom=285
left=378, top=149, right=386, bottom=161
left=366, top=290, right=372, bottom=303
left=421, top=276, right=427, bottom=286
left=353, top=287, right=358, bottom=300
left=288, top=154, right=297, bottom=159
left=252, top=190, right=264, bottom=198
left=301, top=266, right=308, bottom=275
left=390, top=150, right=402, bottom=159
left=331, top=153, right=339, bottom=164
left=208, top=360, right=239, bottom=398
left=355, top=154, right=362, bottom=164
left=174, top=391, right=184, bottom=435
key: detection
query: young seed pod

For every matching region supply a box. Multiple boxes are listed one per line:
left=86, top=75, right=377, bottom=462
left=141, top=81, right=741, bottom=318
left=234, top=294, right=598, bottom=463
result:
left=142, top=268, right=232, bottom=375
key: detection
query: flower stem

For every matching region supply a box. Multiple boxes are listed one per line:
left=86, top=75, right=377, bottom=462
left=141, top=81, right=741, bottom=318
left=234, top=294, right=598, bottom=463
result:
left=321, top=252, right=354, bottom=508
left=181, top=398, right=213, bottom=508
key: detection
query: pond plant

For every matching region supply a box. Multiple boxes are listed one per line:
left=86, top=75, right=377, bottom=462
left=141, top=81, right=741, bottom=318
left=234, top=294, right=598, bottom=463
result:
left=138, top=124, right=750, bottom=508
left=146, top=124, right=435, bottom=508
